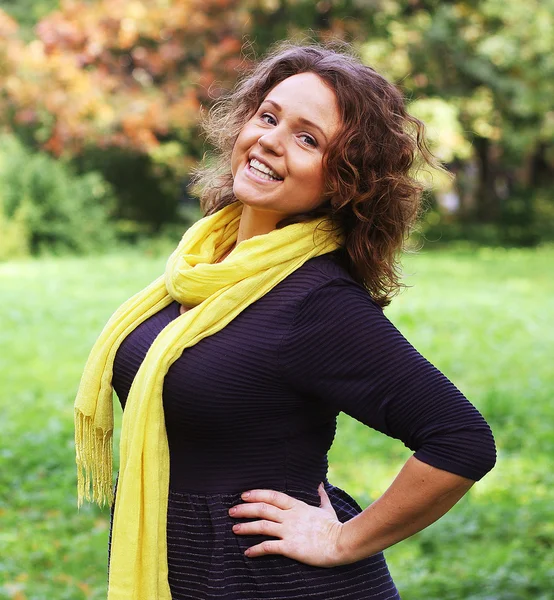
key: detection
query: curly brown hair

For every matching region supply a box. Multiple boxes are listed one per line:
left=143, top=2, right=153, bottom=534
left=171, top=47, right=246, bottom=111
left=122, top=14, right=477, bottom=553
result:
left=190, top=39, right=447, bottom=307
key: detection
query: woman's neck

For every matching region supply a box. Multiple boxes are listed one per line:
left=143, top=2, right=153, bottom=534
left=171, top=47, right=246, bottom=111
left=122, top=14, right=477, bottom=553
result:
left=235, top=204, right=282, bottom=245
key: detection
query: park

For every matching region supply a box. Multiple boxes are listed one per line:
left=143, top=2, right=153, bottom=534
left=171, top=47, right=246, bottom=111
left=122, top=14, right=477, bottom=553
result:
left=1, top=1, right=553, bottom=598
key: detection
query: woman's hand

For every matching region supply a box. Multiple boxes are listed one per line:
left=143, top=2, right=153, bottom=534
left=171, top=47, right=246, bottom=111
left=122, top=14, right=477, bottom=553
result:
left=228, top=483, right=346, bottom=567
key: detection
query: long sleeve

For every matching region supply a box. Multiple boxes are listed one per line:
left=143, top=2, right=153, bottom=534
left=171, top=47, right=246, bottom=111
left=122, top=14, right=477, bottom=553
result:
left=279, top=278, right=496, bottom=481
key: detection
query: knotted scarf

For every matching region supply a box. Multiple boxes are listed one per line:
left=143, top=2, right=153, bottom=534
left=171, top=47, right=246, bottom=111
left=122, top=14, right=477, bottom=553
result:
left=74, top=200, right=343, bottom=599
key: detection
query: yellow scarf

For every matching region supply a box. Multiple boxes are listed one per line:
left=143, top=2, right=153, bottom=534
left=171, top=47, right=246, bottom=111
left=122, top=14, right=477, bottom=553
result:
left=74, top=200, right=343, bottom=599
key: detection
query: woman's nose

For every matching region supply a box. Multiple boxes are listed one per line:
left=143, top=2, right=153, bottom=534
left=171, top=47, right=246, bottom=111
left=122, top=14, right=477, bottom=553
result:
left=258, top=130, right=283, bottom=155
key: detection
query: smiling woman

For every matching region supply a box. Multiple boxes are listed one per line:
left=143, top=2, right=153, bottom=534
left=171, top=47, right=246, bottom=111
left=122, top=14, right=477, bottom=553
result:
left=75, top=40, right=496, bottom=600
left=192, top=40, right=444, bottom=306
left=229, top=72, right=341, bottom=229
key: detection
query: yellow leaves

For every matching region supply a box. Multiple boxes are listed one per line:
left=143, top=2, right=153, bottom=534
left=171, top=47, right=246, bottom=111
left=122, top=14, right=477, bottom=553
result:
left=453, top=2, right=473, bottom=18
left=149, top=141, right=186, bottom=173
left=119, top=18, right=139, bottom=48
left=409, top=97, right=473, bottom=163
left=0, top=0, right=245, bottom=155
left=360, top=40, right=411, bottom=82
left=126, top=1, right=147, bottom=20
left=463, top=86, right=502, bottom=141
left=94, top=103, right=117, bottom=128
left=387, top=20, right=412, bottom=47
left=259, top=0, right=280, bottom=11
left=4, top=76, right=22, bottom=96
left=379, top=0, right=401, bottom=17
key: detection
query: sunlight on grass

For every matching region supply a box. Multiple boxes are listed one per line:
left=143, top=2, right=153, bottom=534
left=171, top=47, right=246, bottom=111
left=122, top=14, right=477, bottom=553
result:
left=1, top=246, right=553, bottom=599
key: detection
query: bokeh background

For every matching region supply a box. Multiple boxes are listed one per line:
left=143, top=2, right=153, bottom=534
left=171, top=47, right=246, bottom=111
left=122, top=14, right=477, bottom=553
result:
left=1, top=1, right=553, bottom=598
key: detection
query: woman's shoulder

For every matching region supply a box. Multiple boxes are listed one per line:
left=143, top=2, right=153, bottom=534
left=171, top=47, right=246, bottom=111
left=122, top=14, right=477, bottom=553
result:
left=290, top=249, right=353, bottom=285
left=288, top=250, right=380, bottom=309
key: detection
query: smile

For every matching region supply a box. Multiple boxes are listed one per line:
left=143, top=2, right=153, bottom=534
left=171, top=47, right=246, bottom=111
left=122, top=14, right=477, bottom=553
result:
left=245, top=162, right=283, bottom=184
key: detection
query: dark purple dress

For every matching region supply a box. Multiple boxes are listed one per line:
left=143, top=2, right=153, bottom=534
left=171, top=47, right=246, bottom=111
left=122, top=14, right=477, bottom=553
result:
left=110, top=252, right=496, bottom=599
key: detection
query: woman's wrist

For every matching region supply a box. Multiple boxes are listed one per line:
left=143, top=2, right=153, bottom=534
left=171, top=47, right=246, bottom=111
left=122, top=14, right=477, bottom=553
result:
left=331, top=458, right=476, bottom=566
left=333, top=515, right=382, bottom=565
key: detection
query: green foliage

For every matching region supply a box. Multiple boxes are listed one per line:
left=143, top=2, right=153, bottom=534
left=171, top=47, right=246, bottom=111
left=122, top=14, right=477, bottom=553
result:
left=0, top=247, right=553, bottom=598
left=533, top=188, right=554, bottom=242
left=416, top=184, right=554, bottom=247
left=358, top=0, right=554, bottom=229
left=1, top=1, right=552, bottom=244
left=0, top=135, right=117, bottom=257
left=0, top=197, right=30, bottom=260
left=0, top=0, right=59, bottom=39
left=72, top=145, right=196, bottom=232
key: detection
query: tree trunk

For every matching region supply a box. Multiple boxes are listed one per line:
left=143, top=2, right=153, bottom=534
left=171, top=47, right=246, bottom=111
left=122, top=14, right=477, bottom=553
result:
left=474, top=136, right=500, bottom=222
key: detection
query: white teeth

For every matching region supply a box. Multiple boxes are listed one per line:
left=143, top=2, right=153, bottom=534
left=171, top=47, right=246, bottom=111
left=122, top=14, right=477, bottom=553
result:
left=252, top=170, right=277, bottom=181
left=249, top=158, right=282, bottom=180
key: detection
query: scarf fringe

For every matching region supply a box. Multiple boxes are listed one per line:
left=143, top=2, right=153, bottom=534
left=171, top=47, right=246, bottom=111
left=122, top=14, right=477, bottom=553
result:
left=75, top=408, right=113, bottom=508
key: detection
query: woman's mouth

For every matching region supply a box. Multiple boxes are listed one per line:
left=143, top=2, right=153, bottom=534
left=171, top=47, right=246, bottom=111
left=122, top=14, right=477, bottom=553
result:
left=245, top=161, right=284, bottom=184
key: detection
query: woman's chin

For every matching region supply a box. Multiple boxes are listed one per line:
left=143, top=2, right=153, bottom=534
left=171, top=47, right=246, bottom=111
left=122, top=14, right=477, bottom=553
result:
left=233, top=183, right=277, bottom=208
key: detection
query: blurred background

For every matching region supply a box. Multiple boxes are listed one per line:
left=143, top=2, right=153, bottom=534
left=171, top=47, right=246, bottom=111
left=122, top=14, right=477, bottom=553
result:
left=0, top=1, right=552, bottom=598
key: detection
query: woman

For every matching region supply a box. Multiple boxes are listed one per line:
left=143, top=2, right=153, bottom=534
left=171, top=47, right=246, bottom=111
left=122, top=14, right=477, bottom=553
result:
left=74, top=41, right=496, bottom=599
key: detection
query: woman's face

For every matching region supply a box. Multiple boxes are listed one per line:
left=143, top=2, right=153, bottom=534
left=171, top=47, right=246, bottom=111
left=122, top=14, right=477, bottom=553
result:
left=231, top=72, right=341, bottom=222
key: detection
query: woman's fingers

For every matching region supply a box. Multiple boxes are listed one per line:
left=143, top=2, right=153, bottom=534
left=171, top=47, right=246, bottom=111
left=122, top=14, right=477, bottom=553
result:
left=318, top=482, right=338, bottom=517
left=232, top=519, right=282, bottom=537
left=229, top=489, right=297, bottom=522
left=229, top=501, right=283, bottom=522
left=227, top=486, right=345, bottom=566
left=244, top=539, right=285, bottom=558
left=240, top=489, right=296, bottom=510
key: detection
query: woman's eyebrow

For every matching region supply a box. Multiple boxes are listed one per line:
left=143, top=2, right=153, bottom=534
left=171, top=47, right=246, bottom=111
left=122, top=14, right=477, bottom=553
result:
left=262, top=98, right=328, bottom=142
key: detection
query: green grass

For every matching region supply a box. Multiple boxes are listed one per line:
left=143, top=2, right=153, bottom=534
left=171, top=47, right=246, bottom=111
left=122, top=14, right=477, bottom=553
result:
left=1, top=246, right=553, bottom=599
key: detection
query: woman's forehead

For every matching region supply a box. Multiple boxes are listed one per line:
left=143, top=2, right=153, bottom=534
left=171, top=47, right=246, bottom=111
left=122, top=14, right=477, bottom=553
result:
left=261, top=73, right=341, bottom=137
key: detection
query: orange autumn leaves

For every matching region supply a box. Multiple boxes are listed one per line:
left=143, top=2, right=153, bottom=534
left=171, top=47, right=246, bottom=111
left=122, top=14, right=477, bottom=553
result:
left=0, top=0, right=252, bottom=158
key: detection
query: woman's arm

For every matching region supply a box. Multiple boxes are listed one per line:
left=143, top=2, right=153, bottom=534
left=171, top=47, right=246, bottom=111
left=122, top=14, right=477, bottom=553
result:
left=229, top=277, right=496, bottom=566
left=335, top=455, right=474, bottom=563
left=279, top=278, right=497, bottom=482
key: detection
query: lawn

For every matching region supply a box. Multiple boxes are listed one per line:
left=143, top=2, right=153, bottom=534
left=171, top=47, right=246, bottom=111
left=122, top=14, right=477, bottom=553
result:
left=1, top=246, right=553, bottom=599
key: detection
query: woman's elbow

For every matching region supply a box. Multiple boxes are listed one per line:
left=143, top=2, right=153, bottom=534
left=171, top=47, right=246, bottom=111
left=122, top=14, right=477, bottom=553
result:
left=477, top=425, right=497, bottom=478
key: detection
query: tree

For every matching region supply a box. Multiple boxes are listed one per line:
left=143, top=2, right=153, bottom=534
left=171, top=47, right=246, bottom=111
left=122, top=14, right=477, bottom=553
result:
left=0, top=0, right=253, bottom=226
left=1, top=0, right=552, bottom=240
left=357, top=0, right=554, bottom=232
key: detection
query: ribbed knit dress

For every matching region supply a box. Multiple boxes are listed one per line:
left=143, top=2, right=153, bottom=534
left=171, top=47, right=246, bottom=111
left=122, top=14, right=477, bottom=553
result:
left=109, top=251, right=496, bottom=600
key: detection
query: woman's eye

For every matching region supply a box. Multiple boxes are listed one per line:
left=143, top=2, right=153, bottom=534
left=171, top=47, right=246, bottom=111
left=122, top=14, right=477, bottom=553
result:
left=300, top=134, right=317, bottom=148
left=261, top=113, right=276, bottom=125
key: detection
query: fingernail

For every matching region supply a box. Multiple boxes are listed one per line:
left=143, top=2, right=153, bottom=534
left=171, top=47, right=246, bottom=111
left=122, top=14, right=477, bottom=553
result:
left=242, top=491, right=251, bottom=499
left=229, top=507, right=236, bottom=515
left=244, top=548, right=251, bottom=556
